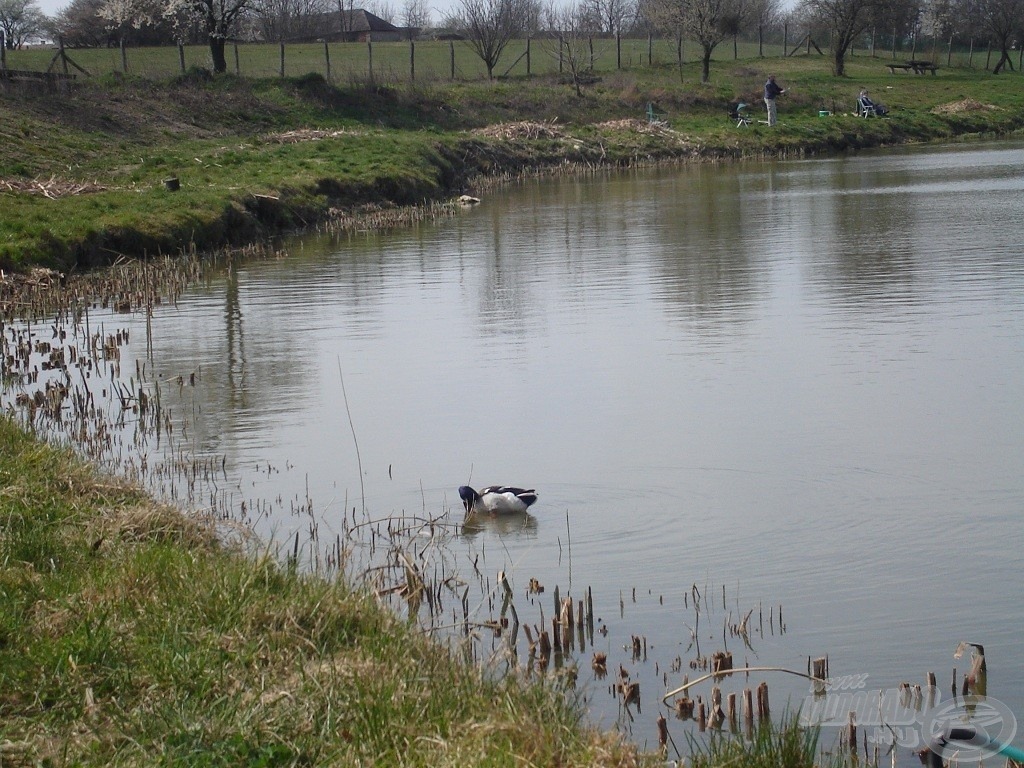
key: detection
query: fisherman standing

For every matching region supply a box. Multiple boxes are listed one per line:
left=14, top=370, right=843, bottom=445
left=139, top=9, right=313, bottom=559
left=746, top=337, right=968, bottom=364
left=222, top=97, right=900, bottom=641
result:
left=764, top=74, right=785, bottom=126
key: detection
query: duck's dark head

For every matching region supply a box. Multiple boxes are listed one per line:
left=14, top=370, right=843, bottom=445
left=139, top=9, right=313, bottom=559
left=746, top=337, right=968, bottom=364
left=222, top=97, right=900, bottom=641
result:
left=458, top=486, right=478, bottom=514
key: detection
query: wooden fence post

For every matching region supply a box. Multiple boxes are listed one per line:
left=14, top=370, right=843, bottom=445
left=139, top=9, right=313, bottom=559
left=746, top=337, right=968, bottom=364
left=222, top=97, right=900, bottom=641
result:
left=120, top=38, right=128, bottom=72
left=526, top=36, right=530, bottom=76
left=367, top=38, right=373, bottom=82
left=324, top=41, right=331, bottom=79
left=1, top=31, right=7, bottom=75
left=234, top=43, right=240, bottom=75
left=617, top=32, right=621, bottom=69
left=449, top=40, right=454, bottom=79
left=410, top=38, right=415, bottom=81
left=648, top=33, right=653, bottom=66
left=782, top=22, right=787, bottom=57
left=279, top=41, right=285, bottom=76
left=177, top=43, right=185, bottom=74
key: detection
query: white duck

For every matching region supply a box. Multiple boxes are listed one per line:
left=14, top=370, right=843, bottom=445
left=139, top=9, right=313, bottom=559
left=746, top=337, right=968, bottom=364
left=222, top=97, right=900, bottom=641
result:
left=458, top=485, right=538, bottom=515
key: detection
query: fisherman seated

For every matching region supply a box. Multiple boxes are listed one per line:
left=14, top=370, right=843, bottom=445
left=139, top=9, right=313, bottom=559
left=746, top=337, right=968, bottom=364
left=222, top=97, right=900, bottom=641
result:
left=857, top=90, right=887, bottom=117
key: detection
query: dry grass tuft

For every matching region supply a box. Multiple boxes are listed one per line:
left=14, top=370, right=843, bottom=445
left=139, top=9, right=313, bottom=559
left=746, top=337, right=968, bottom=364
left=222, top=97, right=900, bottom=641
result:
left=0, top=176, right=108, bottom=199
left=474, top=120, right=566, bottom=140
left=931, top=98, right=1001, bottom=115
left=266, top=127, right=365, bottom=143
left=94, top=501, right=229, bottom=550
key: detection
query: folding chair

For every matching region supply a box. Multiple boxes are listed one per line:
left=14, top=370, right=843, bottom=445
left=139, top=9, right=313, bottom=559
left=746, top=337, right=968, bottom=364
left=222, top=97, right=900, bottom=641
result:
left=856, top=97, right=878, bottom=118
left=728, top=103, right=752, bottom=127
left=646, top=102, right=668, bottom=125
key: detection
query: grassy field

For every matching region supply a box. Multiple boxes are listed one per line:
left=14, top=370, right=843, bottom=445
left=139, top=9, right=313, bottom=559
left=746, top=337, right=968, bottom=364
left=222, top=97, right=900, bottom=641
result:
left=2, top=50, right=1024, bottom=272
left=3, top=37, right=1009, bottom=81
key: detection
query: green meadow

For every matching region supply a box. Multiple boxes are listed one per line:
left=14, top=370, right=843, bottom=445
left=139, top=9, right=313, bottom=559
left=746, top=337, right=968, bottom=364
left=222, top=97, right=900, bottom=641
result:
left=1, top=45, right=1023, bottom=272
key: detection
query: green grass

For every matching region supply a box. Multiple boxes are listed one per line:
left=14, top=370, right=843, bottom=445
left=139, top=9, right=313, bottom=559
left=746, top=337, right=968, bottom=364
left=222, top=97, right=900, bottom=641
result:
left=0, top=415, right=650, bottom=766
left=687, top=711, right=842, bottom=768
left=2, top=51, right=1023, bottom=272
left=3, top=38, right=1008, bottom=80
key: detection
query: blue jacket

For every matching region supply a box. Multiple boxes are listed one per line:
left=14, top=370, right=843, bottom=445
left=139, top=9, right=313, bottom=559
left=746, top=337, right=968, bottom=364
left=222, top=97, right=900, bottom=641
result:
left=764, top=79, right=784, bottom=100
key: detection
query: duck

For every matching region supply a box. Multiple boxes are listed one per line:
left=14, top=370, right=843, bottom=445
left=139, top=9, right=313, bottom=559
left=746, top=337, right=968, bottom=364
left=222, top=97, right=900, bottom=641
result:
left=459, top=485, right=538, bottom=515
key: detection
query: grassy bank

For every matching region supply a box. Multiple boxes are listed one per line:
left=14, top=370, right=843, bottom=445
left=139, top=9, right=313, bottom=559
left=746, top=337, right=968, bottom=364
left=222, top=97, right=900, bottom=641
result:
left=2, top=54, right=1024, bottom=272
left=0, top=415, right=648, bottom=766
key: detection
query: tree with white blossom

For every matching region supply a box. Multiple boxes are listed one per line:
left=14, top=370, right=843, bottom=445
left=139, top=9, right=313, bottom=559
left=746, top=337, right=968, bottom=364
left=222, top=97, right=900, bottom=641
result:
left=101, top=0, right=253, bottom=71
left=168, top=0, right=254, bottom=71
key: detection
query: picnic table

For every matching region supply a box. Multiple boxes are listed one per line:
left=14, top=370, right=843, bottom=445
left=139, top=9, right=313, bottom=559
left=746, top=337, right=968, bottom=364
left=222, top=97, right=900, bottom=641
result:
left=887, top=60, right=938, bottom=74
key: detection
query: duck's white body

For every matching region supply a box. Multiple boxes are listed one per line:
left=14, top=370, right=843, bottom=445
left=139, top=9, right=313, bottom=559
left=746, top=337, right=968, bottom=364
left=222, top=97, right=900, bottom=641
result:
left=459, top=485, right=538, bottom=515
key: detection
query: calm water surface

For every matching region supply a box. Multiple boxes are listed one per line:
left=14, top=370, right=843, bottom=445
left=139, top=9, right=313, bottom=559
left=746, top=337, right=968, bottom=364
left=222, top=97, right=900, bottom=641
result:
left=7, top=141, right=1024, bottom=756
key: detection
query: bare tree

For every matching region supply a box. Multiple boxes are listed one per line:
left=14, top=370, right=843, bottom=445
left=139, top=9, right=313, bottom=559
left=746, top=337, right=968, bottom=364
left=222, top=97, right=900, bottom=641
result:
left=667, top=0, right=744, bottom=82
left=748, top=0, right=781, bottom=54
left=0, top=0, right=46, bottom=47
left=801, top=0, right=876, bottom=74
left=542, top=0, right=600, bottom=94
left=971, top=0, right=1023, bottom=71
left=401, top=0, right=431, bottom=30
left=646, top=0, right=749, bottom=81
left=585, top=0, right=636, bottom=33
left=365, top=0, right=395, bottom=22
left=454, top=0, right=530, bottom=78
left=52, top=0, right=118, bottom=45
left=249, top=0, right=329, bottom=40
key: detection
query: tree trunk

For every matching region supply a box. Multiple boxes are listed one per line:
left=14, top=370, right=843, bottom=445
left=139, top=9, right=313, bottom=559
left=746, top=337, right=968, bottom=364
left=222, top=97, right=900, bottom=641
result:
left=210, top=36, right=227, bottom=73
left=992, top=47, right=1013, bottom=73
left=701, top=46, right=712, bottom=83
left=834, top=47, right=846, bottom=76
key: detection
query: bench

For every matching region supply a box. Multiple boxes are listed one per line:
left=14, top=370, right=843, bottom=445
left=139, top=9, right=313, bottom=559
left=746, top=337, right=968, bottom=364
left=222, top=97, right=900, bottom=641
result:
left=887, top=61, right=938, bottom=75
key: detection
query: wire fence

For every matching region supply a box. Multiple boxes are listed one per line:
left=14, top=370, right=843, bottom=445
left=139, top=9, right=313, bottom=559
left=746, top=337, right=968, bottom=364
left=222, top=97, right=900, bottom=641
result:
left=1, top=34, right=1016, bottom=85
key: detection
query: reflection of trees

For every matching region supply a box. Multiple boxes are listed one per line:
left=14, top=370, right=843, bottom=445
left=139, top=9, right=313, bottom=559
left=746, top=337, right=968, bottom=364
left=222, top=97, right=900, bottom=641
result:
left=464, top=169, right=766, bottom=340
left=224, top=263, right=248, bottom=410
left=799, top=159, right=921, bottom=309
left=648, top=167, right=761, bottom=332
left=466, top=199, right=546, bottom=338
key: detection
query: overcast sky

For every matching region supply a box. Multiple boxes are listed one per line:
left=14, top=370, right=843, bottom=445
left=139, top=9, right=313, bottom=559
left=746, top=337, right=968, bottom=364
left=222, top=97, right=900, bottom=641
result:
left=34, top=0, right=467, bottom=23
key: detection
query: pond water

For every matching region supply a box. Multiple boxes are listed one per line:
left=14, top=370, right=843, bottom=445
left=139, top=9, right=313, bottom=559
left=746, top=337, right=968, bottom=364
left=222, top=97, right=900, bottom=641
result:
left=5, top=140, right=1024, bottom=760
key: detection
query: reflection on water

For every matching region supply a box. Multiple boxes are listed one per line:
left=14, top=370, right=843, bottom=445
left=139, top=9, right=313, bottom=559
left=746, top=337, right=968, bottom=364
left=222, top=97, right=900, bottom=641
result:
left=4, top=141, right=1024, bottom=761
left=460, top=511, right=539, bottom=539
